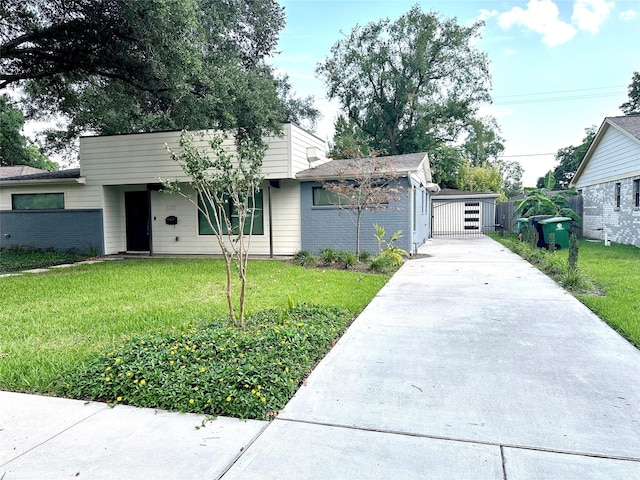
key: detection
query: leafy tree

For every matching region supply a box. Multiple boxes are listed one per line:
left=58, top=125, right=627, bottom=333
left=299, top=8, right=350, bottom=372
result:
left=494, top=158, right=524, bottom=199
left=164, top=131, right=265, bottom=328
left=429, top=144, right=464, bottom=189
left=316, top=5, right=491, bottom=156
left=329, top=115, right=372, bottom=159
left=457, top=161, right=505, bottom=200
left=620, top=71, right=640, bottom=115
left=537, top=127, right=596, bottom=189
left=0, top=95, right=57, bottom=170
left=516, top=172, right=581, bottom=221
left=320, top=155, right=404, bottom=254
left=2, top=1, right=312, bottom=149
left=277, top=75, right=321, bottom=132
left=462, top=117, right=505, bottom=166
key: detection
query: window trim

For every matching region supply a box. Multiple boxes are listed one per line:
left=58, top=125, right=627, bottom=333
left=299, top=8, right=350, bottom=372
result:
left=614, top=182, right=621, bottom=209
left=11, top=193, right=65, bottom=210
left=634, top=179, right=640, bottom=209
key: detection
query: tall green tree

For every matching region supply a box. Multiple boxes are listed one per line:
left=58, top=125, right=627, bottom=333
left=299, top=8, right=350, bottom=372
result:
left=620, top=71, right=640, bottom=115
left=1, top=1, right=311, bottom=149
left=316, top=5, right=491, bottom=156
left=457, top=161, right=505, bottom=200
left=329, top=115, right=372, bottom=159
left=537, top=127, right=596, bottom=189
left=0, top=95, right=56, bottom=170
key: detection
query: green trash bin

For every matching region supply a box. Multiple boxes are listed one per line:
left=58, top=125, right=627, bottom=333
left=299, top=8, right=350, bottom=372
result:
left=516, top=218, right=528, bottom=234
left=538, top=217, right=572, bottom=249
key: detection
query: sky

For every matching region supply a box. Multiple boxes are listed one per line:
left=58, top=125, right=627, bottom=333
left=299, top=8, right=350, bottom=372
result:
left=271, top=0, right=640, bottom=186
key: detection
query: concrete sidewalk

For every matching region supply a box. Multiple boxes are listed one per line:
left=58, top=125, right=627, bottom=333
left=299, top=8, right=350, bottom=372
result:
left=2, top=237, right=640, bottom=478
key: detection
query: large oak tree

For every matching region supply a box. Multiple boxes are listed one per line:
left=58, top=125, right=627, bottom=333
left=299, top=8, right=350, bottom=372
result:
left=1, top=0, right=311, bottom=149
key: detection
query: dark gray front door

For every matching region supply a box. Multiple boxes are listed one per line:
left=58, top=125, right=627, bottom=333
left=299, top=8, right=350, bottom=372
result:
left=125, top=191, right=150, bottom=251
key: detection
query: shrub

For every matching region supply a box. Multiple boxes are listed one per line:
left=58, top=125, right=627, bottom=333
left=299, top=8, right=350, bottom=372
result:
left=294, top=250, right=317, bottom=267
left=320, top=248, right=339, bottom=264
left=338, top=251, right=358, bottom=269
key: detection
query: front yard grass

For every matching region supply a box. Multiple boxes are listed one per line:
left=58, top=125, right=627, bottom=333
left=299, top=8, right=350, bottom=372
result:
left=0, top=258, right=388, bottom=418
left=0, top=247, right=91, bottom=274
left=496, top=235, right=640, bottom=348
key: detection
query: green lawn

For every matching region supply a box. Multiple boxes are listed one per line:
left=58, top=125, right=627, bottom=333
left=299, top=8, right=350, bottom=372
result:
left=0, top=258, right=388, bottom=418
left=575, top=241, right=640, bottom=347
left=0, top=247, right=91, bottom=273
left=496, top=235, right=640, bottom=348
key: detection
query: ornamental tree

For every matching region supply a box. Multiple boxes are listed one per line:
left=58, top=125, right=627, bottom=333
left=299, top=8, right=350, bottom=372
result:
left=164, top=131, right=265, bottom=328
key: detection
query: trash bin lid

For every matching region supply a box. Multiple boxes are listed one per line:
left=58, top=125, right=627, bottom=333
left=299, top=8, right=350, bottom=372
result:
left=538, top=216, right=572, bottom=224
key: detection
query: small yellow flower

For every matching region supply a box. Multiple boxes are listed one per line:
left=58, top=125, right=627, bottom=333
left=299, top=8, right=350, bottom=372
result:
left=261, top=397, right=266, bottom=403
left=116, top=396, right=122, bottom=402
left=189, top=399, right=195, bottom=404
left=133, top=379, right=138, bottom=383
left=126, top=371, right=132, bottom=377
left=106, top=366, right=111, bottom=371
left=226, top=396, right=232, bottom=402
left=199, top=367, right=205, bottom=372
left=193, top=386, right=199, bottom=391
left=169, top=360, right=174, bottom=365
left=115, top=358, right=121, bottom=363
left=105, top=377, right=111, bottom=382
left=140, top=379, right=146, bottom=385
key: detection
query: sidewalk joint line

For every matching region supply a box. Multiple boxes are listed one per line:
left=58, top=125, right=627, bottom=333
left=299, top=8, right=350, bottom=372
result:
left=277, top=417, right=640, bottom=464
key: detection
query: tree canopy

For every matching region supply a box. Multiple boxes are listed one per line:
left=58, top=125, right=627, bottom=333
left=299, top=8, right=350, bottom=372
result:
left=317, top=5, right=491, bottom=156
left=620, top=71, right=640, bottom=116
left=537, top=126, right=596, bottom=189
left=0, top=95, right=56, bottom=169
left=1, top=0, right=311, bottom=149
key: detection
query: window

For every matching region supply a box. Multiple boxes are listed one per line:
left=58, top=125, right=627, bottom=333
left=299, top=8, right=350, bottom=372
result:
left=198, top=191, right=264, bottom=235
left=312, top=187, right=342, bottom=206
left=634, top=180, right=640, bottom=208
left=615, top=183, right=621, bottom=209
left=12, top=193, right=64, bottom=210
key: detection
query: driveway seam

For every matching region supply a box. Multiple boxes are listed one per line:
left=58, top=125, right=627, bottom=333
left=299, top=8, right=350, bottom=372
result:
left=275, top=417, right=640, bottom=463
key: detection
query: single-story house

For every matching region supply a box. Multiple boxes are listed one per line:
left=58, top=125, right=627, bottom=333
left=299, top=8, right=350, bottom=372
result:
left=570, top=115, right=640, bottom=246
left=296, top=153, right=440, bottom=254
left=431, top=189, right=500, bottom=237
left=0, top=124, right=439, bottom=256
left=0, top=165, right=47, bottom=178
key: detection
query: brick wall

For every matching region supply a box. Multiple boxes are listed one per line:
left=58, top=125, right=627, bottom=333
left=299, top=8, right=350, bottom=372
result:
left=581, top=178, right=640, bottom=247
left=0, top=210, right=105, bottom=254
left=300, top=179, right=415, bottom=254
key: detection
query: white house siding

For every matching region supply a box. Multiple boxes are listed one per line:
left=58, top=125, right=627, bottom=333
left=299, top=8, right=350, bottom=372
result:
left=575, top=125, right=640, bottom=187
left=80, top=124, right=315, bottom=187
left=580, top=178, right=640, bottom=247
left=0, top=182, right=101, bottom=210
left=148, top=181, right=300, bottom=256
left=102, top=185, right=128, bottom=254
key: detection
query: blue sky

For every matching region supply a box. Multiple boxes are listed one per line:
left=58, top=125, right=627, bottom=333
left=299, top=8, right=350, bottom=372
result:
left=271, top=0, right=640, bottom=186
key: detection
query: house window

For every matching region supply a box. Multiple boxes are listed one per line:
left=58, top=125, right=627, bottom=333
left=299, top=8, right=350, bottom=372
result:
left=615, top=183, right=621, bottom=209
left=312, top=187, right=341, bottom=206
left=198, top=191, right=264, bottom=235
left=12, top=193, right=64, bottom=210
left=634, top=180, right=640, bottom=208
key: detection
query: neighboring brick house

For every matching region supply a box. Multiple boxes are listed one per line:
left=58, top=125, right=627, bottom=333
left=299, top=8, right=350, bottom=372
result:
left=296, top=153, right=439, bottom=255
left=0, top=126, right=439, bottom=256
left=571, top=115, right=640, bottom=247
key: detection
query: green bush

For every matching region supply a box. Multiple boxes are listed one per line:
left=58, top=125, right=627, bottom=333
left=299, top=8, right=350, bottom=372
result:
left=369, top=253, right=398, bottom=273
left=294, top=250, right=317, bottom=267
left=319, top=248, right=339, bottom=264
left=56, top=304, right=353, bottom=420
left=338, top=251, right=358, bottom=269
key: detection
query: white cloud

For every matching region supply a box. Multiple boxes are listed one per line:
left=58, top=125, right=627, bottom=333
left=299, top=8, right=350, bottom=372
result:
left=503, top=48, right=517, bottom=55
left=572, top=0, right=614, bottom=33
left=620, top=9, right=638, bottom=21
left=498, top=0, right=577, bottom=47
left=478, top=9, right=499, bottom=22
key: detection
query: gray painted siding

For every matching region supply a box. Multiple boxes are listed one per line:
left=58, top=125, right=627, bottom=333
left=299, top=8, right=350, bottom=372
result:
left=0, top=210, right=104, bottom=253
left=580, top=177, right=640, bottom=247
left=300, top=179, right=422, bottom=254
left=576, top=125, right=640, bottom=187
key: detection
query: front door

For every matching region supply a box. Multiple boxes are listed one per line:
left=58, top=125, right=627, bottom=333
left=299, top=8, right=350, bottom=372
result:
left=125, top=191, right=150, bottom=251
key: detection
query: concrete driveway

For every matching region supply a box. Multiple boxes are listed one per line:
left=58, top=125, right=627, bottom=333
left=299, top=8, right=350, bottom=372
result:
left=224, top=237, right=640, bottom=479
left=2, top=236, right=639, bottom=479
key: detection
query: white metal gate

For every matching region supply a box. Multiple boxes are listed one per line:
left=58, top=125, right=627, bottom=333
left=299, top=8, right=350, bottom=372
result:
left=432, top=199, right=485, bottom=237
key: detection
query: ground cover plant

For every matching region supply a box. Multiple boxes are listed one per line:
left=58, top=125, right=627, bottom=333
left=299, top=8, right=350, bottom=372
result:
left=58, top=304, right=351, bottom=419
left=0, top=246, right=91, bottom=274
left=495, top=235, right=640, bottom=348
left=0, top=258, right=388, bottom=413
